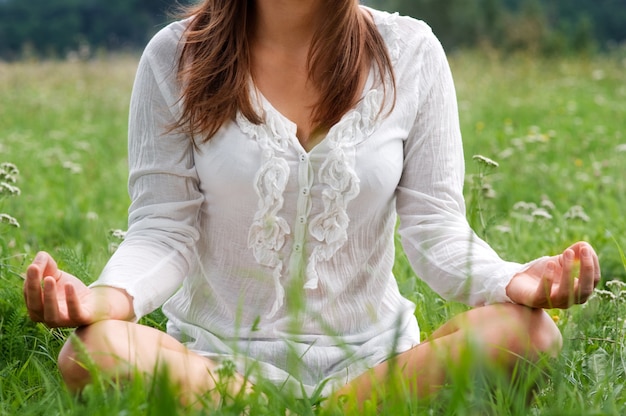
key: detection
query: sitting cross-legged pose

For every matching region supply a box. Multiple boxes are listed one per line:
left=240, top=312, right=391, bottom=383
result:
left=24, top=0, right=600, bottom=409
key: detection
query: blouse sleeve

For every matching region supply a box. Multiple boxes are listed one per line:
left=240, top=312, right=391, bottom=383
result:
left=395, top=32, right=528, bottom=306
left=91, top=23, right=204, bottom=319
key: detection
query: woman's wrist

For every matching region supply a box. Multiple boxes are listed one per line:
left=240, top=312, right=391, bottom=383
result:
left=91, top=286, right=135, bottom=322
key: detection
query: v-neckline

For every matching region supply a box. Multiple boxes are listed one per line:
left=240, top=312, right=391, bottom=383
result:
left=253, top=90, right=322, bottom=153
left=251, top=69, right=375, bottom=154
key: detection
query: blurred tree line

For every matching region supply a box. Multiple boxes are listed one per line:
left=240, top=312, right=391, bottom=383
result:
left=0, top=0, right=624, bottom=59
left=366, top=0, right=626, bottom=54
left=0, top=0, right=192, bottom=59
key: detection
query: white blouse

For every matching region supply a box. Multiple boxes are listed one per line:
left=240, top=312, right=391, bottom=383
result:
left=93, top=8, right=529, bottom=396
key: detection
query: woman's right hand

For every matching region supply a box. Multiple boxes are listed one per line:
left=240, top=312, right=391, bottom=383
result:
left=24, top=251, right=133, bottom=328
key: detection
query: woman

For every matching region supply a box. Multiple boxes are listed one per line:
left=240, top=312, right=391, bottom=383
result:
left=24, top=0, right=600, bottom=408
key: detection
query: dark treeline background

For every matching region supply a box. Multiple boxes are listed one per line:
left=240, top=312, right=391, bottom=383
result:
left=366, top=0, right=626, bottom=54
left=0, top=0, right=625, bottom=59
left=0, top=0, right=194, bottom=59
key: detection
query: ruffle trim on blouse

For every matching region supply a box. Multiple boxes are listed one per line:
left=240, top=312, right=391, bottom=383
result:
left=373, top=11, right=402, bottom=64
left=238, top=105, right=292, bottom=318
left=304, top=88, right=384, bottom=290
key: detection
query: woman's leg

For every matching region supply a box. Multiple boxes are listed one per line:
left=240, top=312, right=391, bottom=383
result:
left=333, top=303, right=562, bottom=406
left=57, top=320, right=249, bottom=404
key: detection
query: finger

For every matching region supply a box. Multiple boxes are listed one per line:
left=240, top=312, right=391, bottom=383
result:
left=65, top=284, right=88, bottom=326
left=536, top=262, right=555, bottom=308
left=577, top=245, right=596, bottom=303
left=24, top=263, right=45, bottom=321
left=42, top=276, right=62, bottom=327
left=590, top=245, right=601, bottom=286
left=572, top=242, right=601, bottom=287
left=555, top=249, right=575, bottom=305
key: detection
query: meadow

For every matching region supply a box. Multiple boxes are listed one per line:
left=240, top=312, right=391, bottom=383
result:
left=0, top=49, right=625, bottom=415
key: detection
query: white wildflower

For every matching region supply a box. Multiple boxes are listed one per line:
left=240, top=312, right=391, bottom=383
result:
left=615, top=143, right=626, bottom=152
left=495, top=225, right=512, bottom=233
left=513, top=201, right=538, bottom=211
left=593, top=289, right=616, bottom=300
left=526, top=132, right=548, bottom=143
left=498, top=148, right=514, bottom=159
left=575, top=172, right=591, bottom=182
left=0, top=213, right=20, bottom=228
left=481, top=183, right=497, bottom=199
left=109, top=229, right=127, bottom=240
left=62, top=161, right=83, bottom=174
left=0, top=162, right=18, bottom=174
left=531, top=208, right=553, bottom=220
left=511, top=137, right=525, bottom=149
left=86, top=212, right=99, bottom=221
left=563, top=205, right=590, bottom=222
left=606, top=280, right=626, bottom=290
left=540, top=198, right=556, bottom=210
left=0, top=162, right=19, bottom=183
left=0, top=182, right=21, bottom=196
left=472, top=154, right=499, bottom=168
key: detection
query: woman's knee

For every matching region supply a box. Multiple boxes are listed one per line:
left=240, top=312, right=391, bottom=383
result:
left=527, top=307, right=563, bottom=357
left=58, top=320, right=131, bottom=391
left=459, top=303, right=562, bottom=360
left=497, top=304, right=562, bottom=358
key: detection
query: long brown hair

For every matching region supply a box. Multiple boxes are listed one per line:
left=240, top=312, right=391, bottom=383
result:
left=174, top=0, right=395, bottom=143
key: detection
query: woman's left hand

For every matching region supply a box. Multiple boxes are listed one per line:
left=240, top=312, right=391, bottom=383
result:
left=506, top=241, right=600, bottom=309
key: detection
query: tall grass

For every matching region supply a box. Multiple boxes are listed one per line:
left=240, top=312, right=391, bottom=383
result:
left=0, top=51, right=625, bottom=414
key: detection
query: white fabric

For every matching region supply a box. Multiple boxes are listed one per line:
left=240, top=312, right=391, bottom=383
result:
left=93, top=8, right=531, bottom=396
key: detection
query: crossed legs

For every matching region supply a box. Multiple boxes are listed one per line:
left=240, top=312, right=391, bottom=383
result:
left=57, top=303, right=562, bottom=407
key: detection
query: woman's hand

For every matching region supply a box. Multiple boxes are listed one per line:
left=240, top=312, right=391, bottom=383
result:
left=24, top=251, right=133, bottom=328
left=506, top=241, right=600, bottom=309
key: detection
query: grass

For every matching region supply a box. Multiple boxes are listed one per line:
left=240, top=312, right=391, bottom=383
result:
left=1, top=50, right=625, bottom=414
